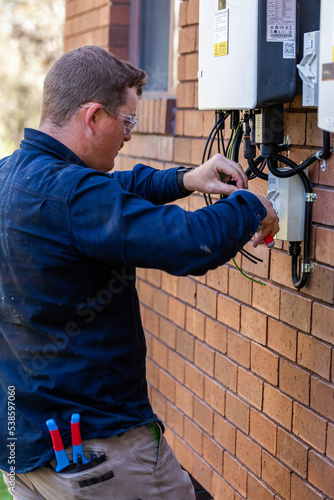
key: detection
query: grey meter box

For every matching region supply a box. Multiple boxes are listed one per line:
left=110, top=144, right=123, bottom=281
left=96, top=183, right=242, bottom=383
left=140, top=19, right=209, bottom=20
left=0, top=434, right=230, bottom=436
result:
left=198, top=0, right=297, bottom=110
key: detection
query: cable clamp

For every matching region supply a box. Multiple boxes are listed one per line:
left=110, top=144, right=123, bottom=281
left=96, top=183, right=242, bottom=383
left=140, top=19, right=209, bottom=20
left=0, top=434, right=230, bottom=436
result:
left=305, top=193, right=317, bottom=202
left=302, top=263, right=314, bottom=273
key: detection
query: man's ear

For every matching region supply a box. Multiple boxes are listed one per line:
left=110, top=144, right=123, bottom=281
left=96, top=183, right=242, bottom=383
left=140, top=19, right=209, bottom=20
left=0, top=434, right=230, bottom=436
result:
left=82, top=103, right=102, bottom=132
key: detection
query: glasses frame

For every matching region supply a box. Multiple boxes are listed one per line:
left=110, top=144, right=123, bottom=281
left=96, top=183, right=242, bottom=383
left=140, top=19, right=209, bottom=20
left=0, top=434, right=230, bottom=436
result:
left=80, top=102, right=138, bottom=135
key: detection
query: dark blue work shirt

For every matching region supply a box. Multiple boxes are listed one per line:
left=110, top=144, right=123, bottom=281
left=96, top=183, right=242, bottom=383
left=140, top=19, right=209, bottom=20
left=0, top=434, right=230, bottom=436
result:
left=0, top=129, right=266, bottom=473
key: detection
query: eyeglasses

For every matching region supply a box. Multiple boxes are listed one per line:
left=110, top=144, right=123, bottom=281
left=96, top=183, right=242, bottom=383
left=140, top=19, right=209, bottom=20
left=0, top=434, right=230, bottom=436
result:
left=80, top=102, right=138, bottom=135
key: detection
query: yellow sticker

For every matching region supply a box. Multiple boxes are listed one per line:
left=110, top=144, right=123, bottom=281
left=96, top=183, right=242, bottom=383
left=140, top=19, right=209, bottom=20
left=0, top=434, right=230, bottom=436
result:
left=214, top=41, right=228, bottom=57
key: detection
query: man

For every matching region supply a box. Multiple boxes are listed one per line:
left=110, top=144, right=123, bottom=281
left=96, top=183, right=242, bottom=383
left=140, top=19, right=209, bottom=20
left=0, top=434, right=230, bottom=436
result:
left=0, top=46, right=278, bottom=499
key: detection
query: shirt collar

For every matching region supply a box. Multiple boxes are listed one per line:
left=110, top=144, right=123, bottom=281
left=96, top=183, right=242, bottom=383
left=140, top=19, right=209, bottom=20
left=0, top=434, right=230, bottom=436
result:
left=21, top=128, right=88, bottom=167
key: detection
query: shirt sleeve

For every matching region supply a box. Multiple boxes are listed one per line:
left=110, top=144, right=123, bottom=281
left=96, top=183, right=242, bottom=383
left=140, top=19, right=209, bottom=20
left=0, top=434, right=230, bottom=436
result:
left=69, top=171, right=267, bottom=276
left=111, top=164, right=184, bottom=204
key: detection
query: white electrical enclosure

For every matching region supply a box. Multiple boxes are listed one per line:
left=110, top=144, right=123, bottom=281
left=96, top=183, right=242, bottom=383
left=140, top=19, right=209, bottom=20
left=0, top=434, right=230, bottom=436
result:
left=198, top=0, right=259, bottom=110
left=268, top=170, right=305, bottom=242
left=198, top=0, right=297, bottom=110
left=318, top=0, right=334, bottom=132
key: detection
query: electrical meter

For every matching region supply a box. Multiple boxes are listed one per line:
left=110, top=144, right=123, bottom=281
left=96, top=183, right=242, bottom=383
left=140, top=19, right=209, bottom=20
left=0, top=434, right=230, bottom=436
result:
left=318, top=0, right=334, bottom=133
left=198, top=0, right=297, bottom=110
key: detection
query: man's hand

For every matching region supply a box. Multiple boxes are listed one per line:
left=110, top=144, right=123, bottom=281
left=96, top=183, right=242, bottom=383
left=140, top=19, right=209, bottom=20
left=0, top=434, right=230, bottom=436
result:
left=251, top=194, right=280, bottom=247
left=182, top=153, right=248, bottom=196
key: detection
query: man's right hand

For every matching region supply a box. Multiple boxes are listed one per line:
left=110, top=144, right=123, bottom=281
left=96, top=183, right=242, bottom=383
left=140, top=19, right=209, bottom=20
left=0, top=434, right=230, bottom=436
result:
left=251, top=194, right=280, bottom=248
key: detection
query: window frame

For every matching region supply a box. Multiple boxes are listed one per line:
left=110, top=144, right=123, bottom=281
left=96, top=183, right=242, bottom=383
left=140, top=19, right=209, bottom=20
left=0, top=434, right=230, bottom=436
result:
left=129, top=0, right=180, bottom=98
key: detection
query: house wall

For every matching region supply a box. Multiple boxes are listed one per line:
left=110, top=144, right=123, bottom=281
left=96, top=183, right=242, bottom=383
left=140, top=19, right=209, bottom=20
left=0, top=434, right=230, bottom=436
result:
left=64, top=0, right=334, bottom=498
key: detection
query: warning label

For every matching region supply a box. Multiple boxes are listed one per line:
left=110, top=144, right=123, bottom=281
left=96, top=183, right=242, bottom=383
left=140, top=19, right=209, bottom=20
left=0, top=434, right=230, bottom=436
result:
left=267, top=0, right=296, bottom=42
left=214, top=9, right=229, bottom=57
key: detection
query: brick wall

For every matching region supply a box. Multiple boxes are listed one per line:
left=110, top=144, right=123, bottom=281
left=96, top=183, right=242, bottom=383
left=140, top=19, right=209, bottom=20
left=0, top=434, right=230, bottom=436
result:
left=64, top=0, right=334, bottom=498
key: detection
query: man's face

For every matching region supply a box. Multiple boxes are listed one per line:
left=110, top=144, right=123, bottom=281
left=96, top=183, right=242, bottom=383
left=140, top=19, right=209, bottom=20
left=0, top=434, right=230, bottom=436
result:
left=94, top=86, right=139, bottom=172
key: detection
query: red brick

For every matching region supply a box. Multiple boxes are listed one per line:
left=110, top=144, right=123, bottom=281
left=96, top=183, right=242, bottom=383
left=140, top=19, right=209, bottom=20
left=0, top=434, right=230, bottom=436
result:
left=175, top=381, right=193, bottom=418
left=176, top=328, right=194, bottom=362
left=293, top=402, right=327, bottom=453
left=202, top=433, right=223, bottom=471
left=168, top=296, right=186, bottom=328
left=211, top=472, right=234, bottom=500
left=267, top=318, right=297, bottom=361
left=191, top=453, right=212, bottom=495
left=151, top=337, right=168, bottom=370
left=184, top=361, right=204, bottom=399
left=312, top=302, right=334, bottom=346
left=280, top=289, right=312, bottom=332
left=178, top=0, right=188, bottom=27
left=310, top=376, right=334, bottom=421
left=167, top=350, right=184, bottom=383
left=184, top=110, right=203, bottom=137
left=312, top=187, right=334, bottom=226
left=174, top=433, right=194, bottom=473
left=284, top=111, right=307, bottom=145
left=213, top=413, right=236, bottom=454
left=205, top=317, right=227, bottom=354
left=152, top=288, right=168, bottom=317
left=237, top=367, right=263, bottom=410
left=227, top=330, right=251, bottom=368
left=159, top=317, right=176, bottom=349
left=159, top=370, right=175, bottom=403
left=228, top=267, right=252, bottom=304
left=241, top=242, right=270, bottom=280
left=279, top=358, right=309, bottom=404
left=186, top=306, right=205, bottom=341
left=252, top=281, right=280, bottom=319
left=250, top=408, right=276, bottom=454
left=223, top=453, right=247, bottom=498
left=176, top=81, right=195, bottom=108
left=143, top=307, right=159, bottom=336
left=178, top=25, right=197, bottom=54
left=215, top=352, right=237, bottom=392
left=150, top=386, right=166, bottom=420
left=318, top=148, right=334, bottom=186
left=297, top=332, right=331, bottom=380
left=315, top=226, right=334, bottom=265
left=251, top=343, right=279, bottom=386
left=327, top=422, right=334, bottom=461
left=236, top=431, right=262, bottom=476
left=194, top=340, right=214, bottom=376
left=240, top=306, right=267, bottom=344
left=187, top=0, right=199, bottom=25
left=174, top=137, right=192, bottom=164
left=291, top=473, right=325, bottom=500
left=277, top=427, right=308, bottom=477
left=262, top=451, right=291, bottom=499
left=184, top=52, right=198, bottom=80
left=225, top=391, right=249, bottom=434
left=270, top=248, right=294, bottom=287
left=248, top=473, right=275, bottom=500
left=303, top=262, right=334, bottom=303
left=306, top=112, right=325, bottom=146
left=263, top=384, right=293, bottom=430
left=193, top=396, right=213, bottom=434
left=217, top=294, right=240, bottom=331
left=183, top=417, right=202, bottom=455
left=308, top=451, right=334, bottom=499
left=196, top=283, right=217, bottom=318
left=204, top=376, right=225, bottom=415
left=166, top=400, right=183, bottom=435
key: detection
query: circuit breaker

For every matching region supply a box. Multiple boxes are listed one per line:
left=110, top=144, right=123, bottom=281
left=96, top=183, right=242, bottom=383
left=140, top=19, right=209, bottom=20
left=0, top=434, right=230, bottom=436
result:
left=318, top=0, right=334, bottom=132
left=198, top=0, right=297, bottom=110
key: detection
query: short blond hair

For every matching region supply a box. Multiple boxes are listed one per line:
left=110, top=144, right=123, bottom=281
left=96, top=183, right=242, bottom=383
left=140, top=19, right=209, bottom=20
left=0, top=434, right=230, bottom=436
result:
left=40, top=46, right=147, bottom=127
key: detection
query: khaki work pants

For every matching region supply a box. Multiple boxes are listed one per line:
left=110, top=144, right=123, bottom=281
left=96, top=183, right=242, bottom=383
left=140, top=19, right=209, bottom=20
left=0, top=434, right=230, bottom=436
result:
left=2, top=423, right=195, bottom=500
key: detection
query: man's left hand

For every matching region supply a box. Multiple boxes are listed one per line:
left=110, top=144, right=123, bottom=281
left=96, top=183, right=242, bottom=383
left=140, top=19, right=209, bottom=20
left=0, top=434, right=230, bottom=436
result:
left=182, top=153, right=248, bottom=196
